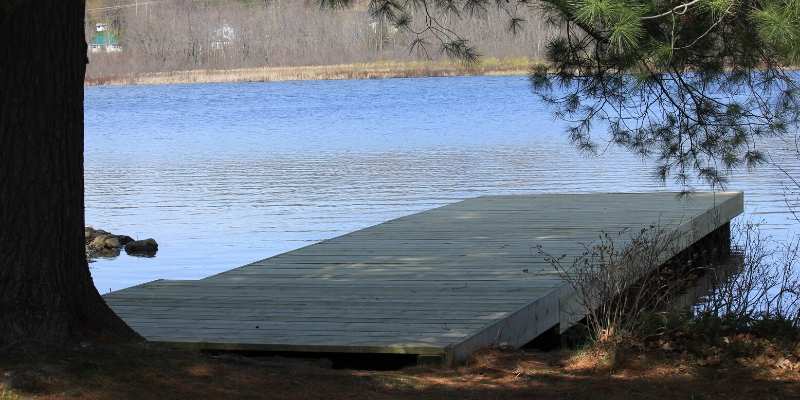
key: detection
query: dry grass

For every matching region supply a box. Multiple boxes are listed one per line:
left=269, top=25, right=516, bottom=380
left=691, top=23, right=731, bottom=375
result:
left=1, top=340, right=799, bottom=400
left=84, top=58, right=541, bottom=86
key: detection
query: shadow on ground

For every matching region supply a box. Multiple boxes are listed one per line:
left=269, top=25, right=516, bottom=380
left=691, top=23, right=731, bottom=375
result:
left=2, top=343, right=799, bottom=400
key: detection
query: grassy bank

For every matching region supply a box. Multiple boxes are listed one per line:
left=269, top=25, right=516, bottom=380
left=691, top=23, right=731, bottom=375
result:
left=84, top=58, right=540, bottom=86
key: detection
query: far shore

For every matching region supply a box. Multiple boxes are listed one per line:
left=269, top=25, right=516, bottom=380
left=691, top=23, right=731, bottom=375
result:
left=84, top=58, right=541, bottom=86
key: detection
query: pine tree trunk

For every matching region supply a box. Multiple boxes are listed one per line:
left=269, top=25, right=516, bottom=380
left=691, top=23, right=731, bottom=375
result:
left=0, top=1, right=140, bottom=349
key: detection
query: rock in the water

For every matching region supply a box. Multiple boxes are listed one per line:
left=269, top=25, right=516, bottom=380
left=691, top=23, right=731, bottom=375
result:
left=86, top=243, right=121, bottom=259
left=89, top=234, right=121, bottom=250
left=86, top=226, right=158, bottom=259
left=85, top=226, right=111, bottom=243
left=104, top=236, right=121, bottom=249
left=116, top=235, right=135, bottom=246
left=88, top=235, right=105, bottom=249
left=124, top=238, right=158, bottom=257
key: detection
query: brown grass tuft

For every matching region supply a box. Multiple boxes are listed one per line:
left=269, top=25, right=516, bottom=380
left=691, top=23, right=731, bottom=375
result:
left=84, top=58, right=543, bottom=87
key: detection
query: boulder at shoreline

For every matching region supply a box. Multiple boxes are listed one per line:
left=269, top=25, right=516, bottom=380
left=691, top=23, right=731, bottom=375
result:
left=124, top=239, right=159, bottom=257
left=85, top=226, right=153, bottom=259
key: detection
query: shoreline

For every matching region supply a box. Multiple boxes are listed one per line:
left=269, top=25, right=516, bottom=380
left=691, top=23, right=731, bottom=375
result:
left=84, top=58, right=540, bottom=87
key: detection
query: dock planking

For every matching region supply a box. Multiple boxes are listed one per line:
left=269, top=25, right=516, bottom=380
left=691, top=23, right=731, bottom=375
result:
left=105, top=192, right=743, bottom=364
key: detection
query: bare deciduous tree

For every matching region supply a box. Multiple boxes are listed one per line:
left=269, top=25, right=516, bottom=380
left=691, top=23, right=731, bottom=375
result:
left=85, top=0, right=557, bottom=80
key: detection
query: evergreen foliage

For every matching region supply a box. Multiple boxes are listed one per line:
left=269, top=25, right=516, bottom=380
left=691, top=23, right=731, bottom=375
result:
left=322, top=0, right=800, bottom=188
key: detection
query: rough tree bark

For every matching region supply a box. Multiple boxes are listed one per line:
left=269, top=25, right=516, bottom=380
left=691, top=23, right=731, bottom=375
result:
left=0, top=1, right=139, bottom=349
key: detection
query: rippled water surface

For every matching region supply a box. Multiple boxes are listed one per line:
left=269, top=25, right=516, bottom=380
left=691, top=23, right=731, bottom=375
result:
left=85, top=76, right=800, bottom=292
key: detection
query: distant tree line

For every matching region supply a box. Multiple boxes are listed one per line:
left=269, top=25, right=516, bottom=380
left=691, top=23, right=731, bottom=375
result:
left=85, top=0, right=556, bottom=80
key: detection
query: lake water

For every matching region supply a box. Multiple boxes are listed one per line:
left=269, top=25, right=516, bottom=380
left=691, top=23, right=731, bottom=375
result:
left=84, top=76, right=800, bottom=293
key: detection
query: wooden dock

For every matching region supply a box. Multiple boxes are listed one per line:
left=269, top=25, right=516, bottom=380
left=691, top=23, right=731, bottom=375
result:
left=104, top=192, right=743, bottom=364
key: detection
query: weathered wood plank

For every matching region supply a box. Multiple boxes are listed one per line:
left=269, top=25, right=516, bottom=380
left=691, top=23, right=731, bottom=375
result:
left=105, top=192, right=743, bottom=364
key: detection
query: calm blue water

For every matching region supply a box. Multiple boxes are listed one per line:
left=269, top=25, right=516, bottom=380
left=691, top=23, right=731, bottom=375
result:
left=84, top=76, right=800, bottom=292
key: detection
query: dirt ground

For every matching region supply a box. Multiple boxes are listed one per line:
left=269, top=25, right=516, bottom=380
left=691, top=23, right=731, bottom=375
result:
left=2, top=340, right=800, bottom=400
